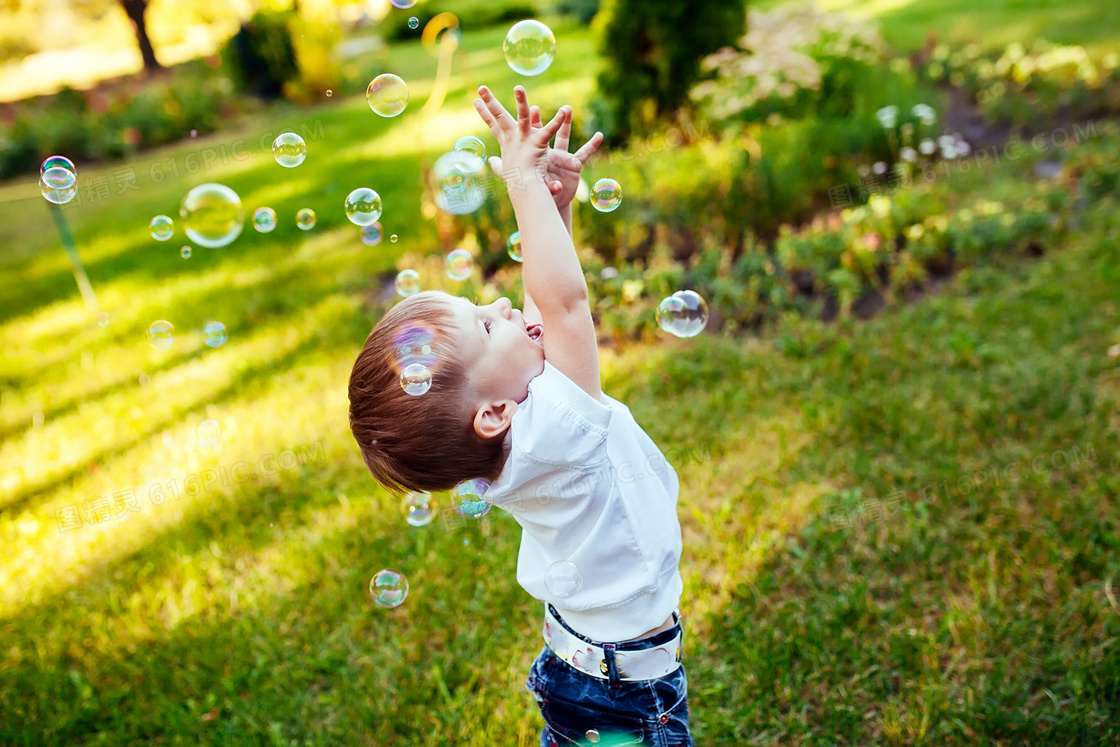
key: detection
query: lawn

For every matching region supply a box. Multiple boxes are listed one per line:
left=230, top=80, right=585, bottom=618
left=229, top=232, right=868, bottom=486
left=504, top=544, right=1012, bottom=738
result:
left=1, top=3, right=1119, bottom=746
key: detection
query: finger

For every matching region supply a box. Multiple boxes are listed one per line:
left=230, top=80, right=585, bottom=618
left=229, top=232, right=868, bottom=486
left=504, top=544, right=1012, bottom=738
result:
left=478, top=86, right=514, bottom=133
left=535, top=105, right=568, bottom=146
left=488, top=156, right=504, bottom=175
left=555, top=109, right=572, bottom=153
left=530, top=105, right=543, bottom=131
left=574, top=131, right=605, bottom=165
left=514, top=86, right=531, bottom=136
left=549, top=180, right=563, bottom=194
left=473, top=98, right=501, bottom=136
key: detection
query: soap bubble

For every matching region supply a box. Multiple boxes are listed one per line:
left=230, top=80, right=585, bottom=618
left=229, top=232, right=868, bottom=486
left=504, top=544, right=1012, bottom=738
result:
left=344, top=188, right=383, bottom=226
left=453, top=135, right=487, bottom=165
left=408, top=16, right=419, bottom=29
left=96, top=312, right=111, bottom=327
left=390, top=234, right=398, bottom=243
left=446, top=249, right=473, bottom=281
left=390, top=0, right=416, bottom=7
left=395, top=269, right=420, bottom=297
left=361, top=222, right=383, bottom=246
left=272, top=132, right=307, bottom=168
left=452, top=478, right=491, bottom=519
left=503, top=20, right=556, bottom=76
left=181, top=246, right=191, bottom=258
left=325, top=89, right=332, bottom=97
left=39, top=167, right=77, bottom=204
left=149, top=215, right=174, bottom=241
left=147, top=320, right=174, bottom=351
left=590, top=178, right=622, bottom=212
left=253, top=207, right=277, bottom=233
left=197, top=419, right=221, bottom=447
left=431, top=150, right=487, bottom=214
left=204, top=321, right=227, bottom=348
left=296, top=208, right=316, bottom=230
left=402, top=491, right=433, bottom=526
left=544, top=560, right=583, bottom=598
left=180, top=183, right=244, bottom=248
left=506, top=231, right=523, bottom=262
left=369, top=569, right=409, bottom=608
left=656, top=290, right=709, bottom=338
left=367, top=73, right=409, bottom=117
left=400, top=362, right=432, bottom=396
left=40, top=155, right=75, bottom=175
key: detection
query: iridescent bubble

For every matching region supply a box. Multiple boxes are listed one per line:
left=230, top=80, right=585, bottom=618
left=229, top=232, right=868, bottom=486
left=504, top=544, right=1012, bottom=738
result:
left=197, top=419, right=221, bottom=447
left=204, top=321, right=227, bottom=348
left=181, top=246, right=191, bottom=258
left=39, top=167, right=77, bottom=204
left=367, top=73, right=409, bottom=117
left=453, top=135, right=487, bottom=166
left=40, top=155, right=76, bottom=175
left=296, top=208, right=316, bottom=230
left=390, top=234, right=398, bottom=243
left=446, top=249, right=473, bottom=281
left=506, top=231, right=522, bottom=262
left=361, top=222, right=383, bottom=246
left=390, top=0, right=416, bottom=7
left=503, top=20, right=556, bottom=76
left=402, top=491, right=433, bottom=526
left=431, top=151, right=487, bottom=214
left=452, top=478, right=491, bottom=519
left=149, top=215, right=174, bottom=241
left=656, top=290, right=709, bottom=338
left=272, top=132, right=307, bottom=168
left=147, top=320, right=174, bottom=351
left=180, top=183, right=244, bottom=248
left=369, top=569, right=409, bottom=608
left=395, top=269, right=420, bottom=297
left=590, top=178, right=622, bottom=212
left=400, top=362, right=432, bottom=396
left=96, top=312, right=111, bottom=327
left=253, top=207, right=277, bottom=233
left=344, top=188, right=383, bottom=226
left=408, top=16, right=419, bottom=29
left=544, top=560, right=583, bottom=598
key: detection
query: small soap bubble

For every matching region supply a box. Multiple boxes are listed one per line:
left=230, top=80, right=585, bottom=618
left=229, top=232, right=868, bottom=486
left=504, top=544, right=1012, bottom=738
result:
left=361, top=222, right=383, bottom=246
left=431, top=150, right=487, bottom=214
left=344, top=188, right=383, bottom=226
left=590, top=178, right=622, bottom=212
left=325, top=89, right=333, bottom=97
left=367, top=73, right=409, bottom=117
left=272, top=132, right=307, bottom=168
left=506, top=231, right=522, bottom=262
left=296, top=208, right=316, bottom=230
left=40, top=167, right=77, bottom=204
left=253, top=207, right=277, bottom=233
left=40, top=155, right=76, bottom=175
left=544, top=560, right=583, bottom=598
left=395, top=269, right=421, bottom=297
left=446, top=249, right=473, bottom=281
left=401, top=491, right=433, bottom=526
left=453, top=135, right=487, bottom=165
left=181, top=246, right=191, bottom=258
left=452, top=478, right=492, bottom=519
left=369, top=569, right=409, bottom=608
left=503, top=20, right=556, bottom=76
left=390, top=0, right=416, bottom=7
left=147, top=320, right=174, bottom=351
left=408, top=16, right=419, bottom=29
left=204, top=321, right=227, bottom=348
left=149, top=215, right=174, bottom=241
left=197, top=419, right=221, bottom=447
left=390, top=234, right=398, bottom=243
left=180, top=183, right=244, bottom=248
left=399, top=362, right=432, bottom=396
left=656, top=290, right=709, bottom=338
left=96, top=312, right=111, bottom=327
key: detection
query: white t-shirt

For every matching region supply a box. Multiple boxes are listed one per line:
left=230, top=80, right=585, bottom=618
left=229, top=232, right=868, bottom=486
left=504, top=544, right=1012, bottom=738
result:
left=485, top=361, right=684, bottom=643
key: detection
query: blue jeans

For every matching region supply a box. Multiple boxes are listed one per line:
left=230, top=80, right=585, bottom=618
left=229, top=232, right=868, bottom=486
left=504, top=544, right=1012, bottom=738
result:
left=524, top=609, right=693, bottom=747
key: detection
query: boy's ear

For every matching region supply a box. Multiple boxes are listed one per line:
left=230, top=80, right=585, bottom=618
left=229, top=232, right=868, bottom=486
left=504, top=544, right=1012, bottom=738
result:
left=473, top=398, right=518, bottom=440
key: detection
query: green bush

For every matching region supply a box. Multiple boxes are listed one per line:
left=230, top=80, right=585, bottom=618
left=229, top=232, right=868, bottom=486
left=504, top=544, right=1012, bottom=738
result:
left=592, top=0, right=747, bottom=141
left=221, top=10, right=300, bottom=99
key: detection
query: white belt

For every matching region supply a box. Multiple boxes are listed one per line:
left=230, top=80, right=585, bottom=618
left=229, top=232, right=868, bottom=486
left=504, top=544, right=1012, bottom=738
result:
left=543, top=605, right=682, bottom=681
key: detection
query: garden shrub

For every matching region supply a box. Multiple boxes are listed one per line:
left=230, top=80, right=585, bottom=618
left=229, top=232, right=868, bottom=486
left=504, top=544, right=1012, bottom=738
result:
left=221, top=10, right=300, bottom=100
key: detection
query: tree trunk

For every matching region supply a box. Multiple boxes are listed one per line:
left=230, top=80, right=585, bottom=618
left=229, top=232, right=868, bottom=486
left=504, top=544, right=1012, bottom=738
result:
left=119, top=0, right=162, bottom=72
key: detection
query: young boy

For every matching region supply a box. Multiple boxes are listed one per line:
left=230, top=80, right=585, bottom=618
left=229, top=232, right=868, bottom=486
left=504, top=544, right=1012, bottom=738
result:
left=348, top=86, right=692, bottom=747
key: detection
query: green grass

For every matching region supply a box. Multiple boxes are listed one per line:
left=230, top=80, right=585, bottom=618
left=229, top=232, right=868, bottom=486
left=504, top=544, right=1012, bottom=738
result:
left=2, top=5, right=1120, bottom=746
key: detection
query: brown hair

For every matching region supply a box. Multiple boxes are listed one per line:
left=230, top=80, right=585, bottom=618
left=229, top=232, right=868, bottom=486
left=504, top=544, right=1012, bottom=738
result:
left=348, top=291, right=506, bottom=494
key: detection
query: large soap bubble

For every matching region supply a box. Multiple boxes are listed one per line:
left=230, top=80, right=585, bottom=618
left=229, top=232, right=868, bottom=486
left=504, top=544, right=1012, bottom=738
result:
left=656, top=290, right=709, bottom=338
left=503, top=20, right=556, bottom=76
left=40, top=167, right=77, bottom=204
left=180, top=184, right=244, bottom=248
left=367, top=74, right=409, bottom=117
left=431, top=151, right=487, bottom=215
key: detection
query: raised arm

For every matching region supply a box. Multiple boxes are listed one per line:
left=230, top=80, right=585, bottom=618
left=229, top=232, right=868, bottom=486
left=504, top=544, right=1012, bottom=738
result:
left=474, top=86, right=601, bottom=400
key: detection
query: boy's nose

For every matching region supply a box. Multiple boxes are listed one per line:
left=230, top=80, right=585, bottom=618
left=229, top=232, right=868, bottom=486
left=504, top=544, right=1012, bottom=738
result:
left=496, top=297, right=513, bottom=318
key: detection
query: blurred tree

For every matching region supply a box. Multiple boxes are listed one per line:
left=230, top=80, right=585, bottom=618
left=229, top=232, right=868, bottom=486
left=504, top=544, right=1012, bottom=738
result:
left=592, top=0, right=747, bottom=140
left=118, top=0, right=163, bottom=71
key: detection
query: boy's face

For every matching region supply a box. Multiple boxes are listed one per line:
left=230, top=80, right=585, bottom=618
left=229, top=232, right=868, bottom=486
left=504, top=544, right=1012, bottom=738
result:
left=450, top=295, right=545, bottom=407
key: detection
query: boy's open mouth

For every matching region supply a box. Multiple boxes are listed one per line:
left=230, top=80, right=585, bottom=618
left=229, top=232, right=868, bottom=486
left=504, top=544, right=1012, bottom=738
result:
left=527, top=323, right=543, bottom=341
